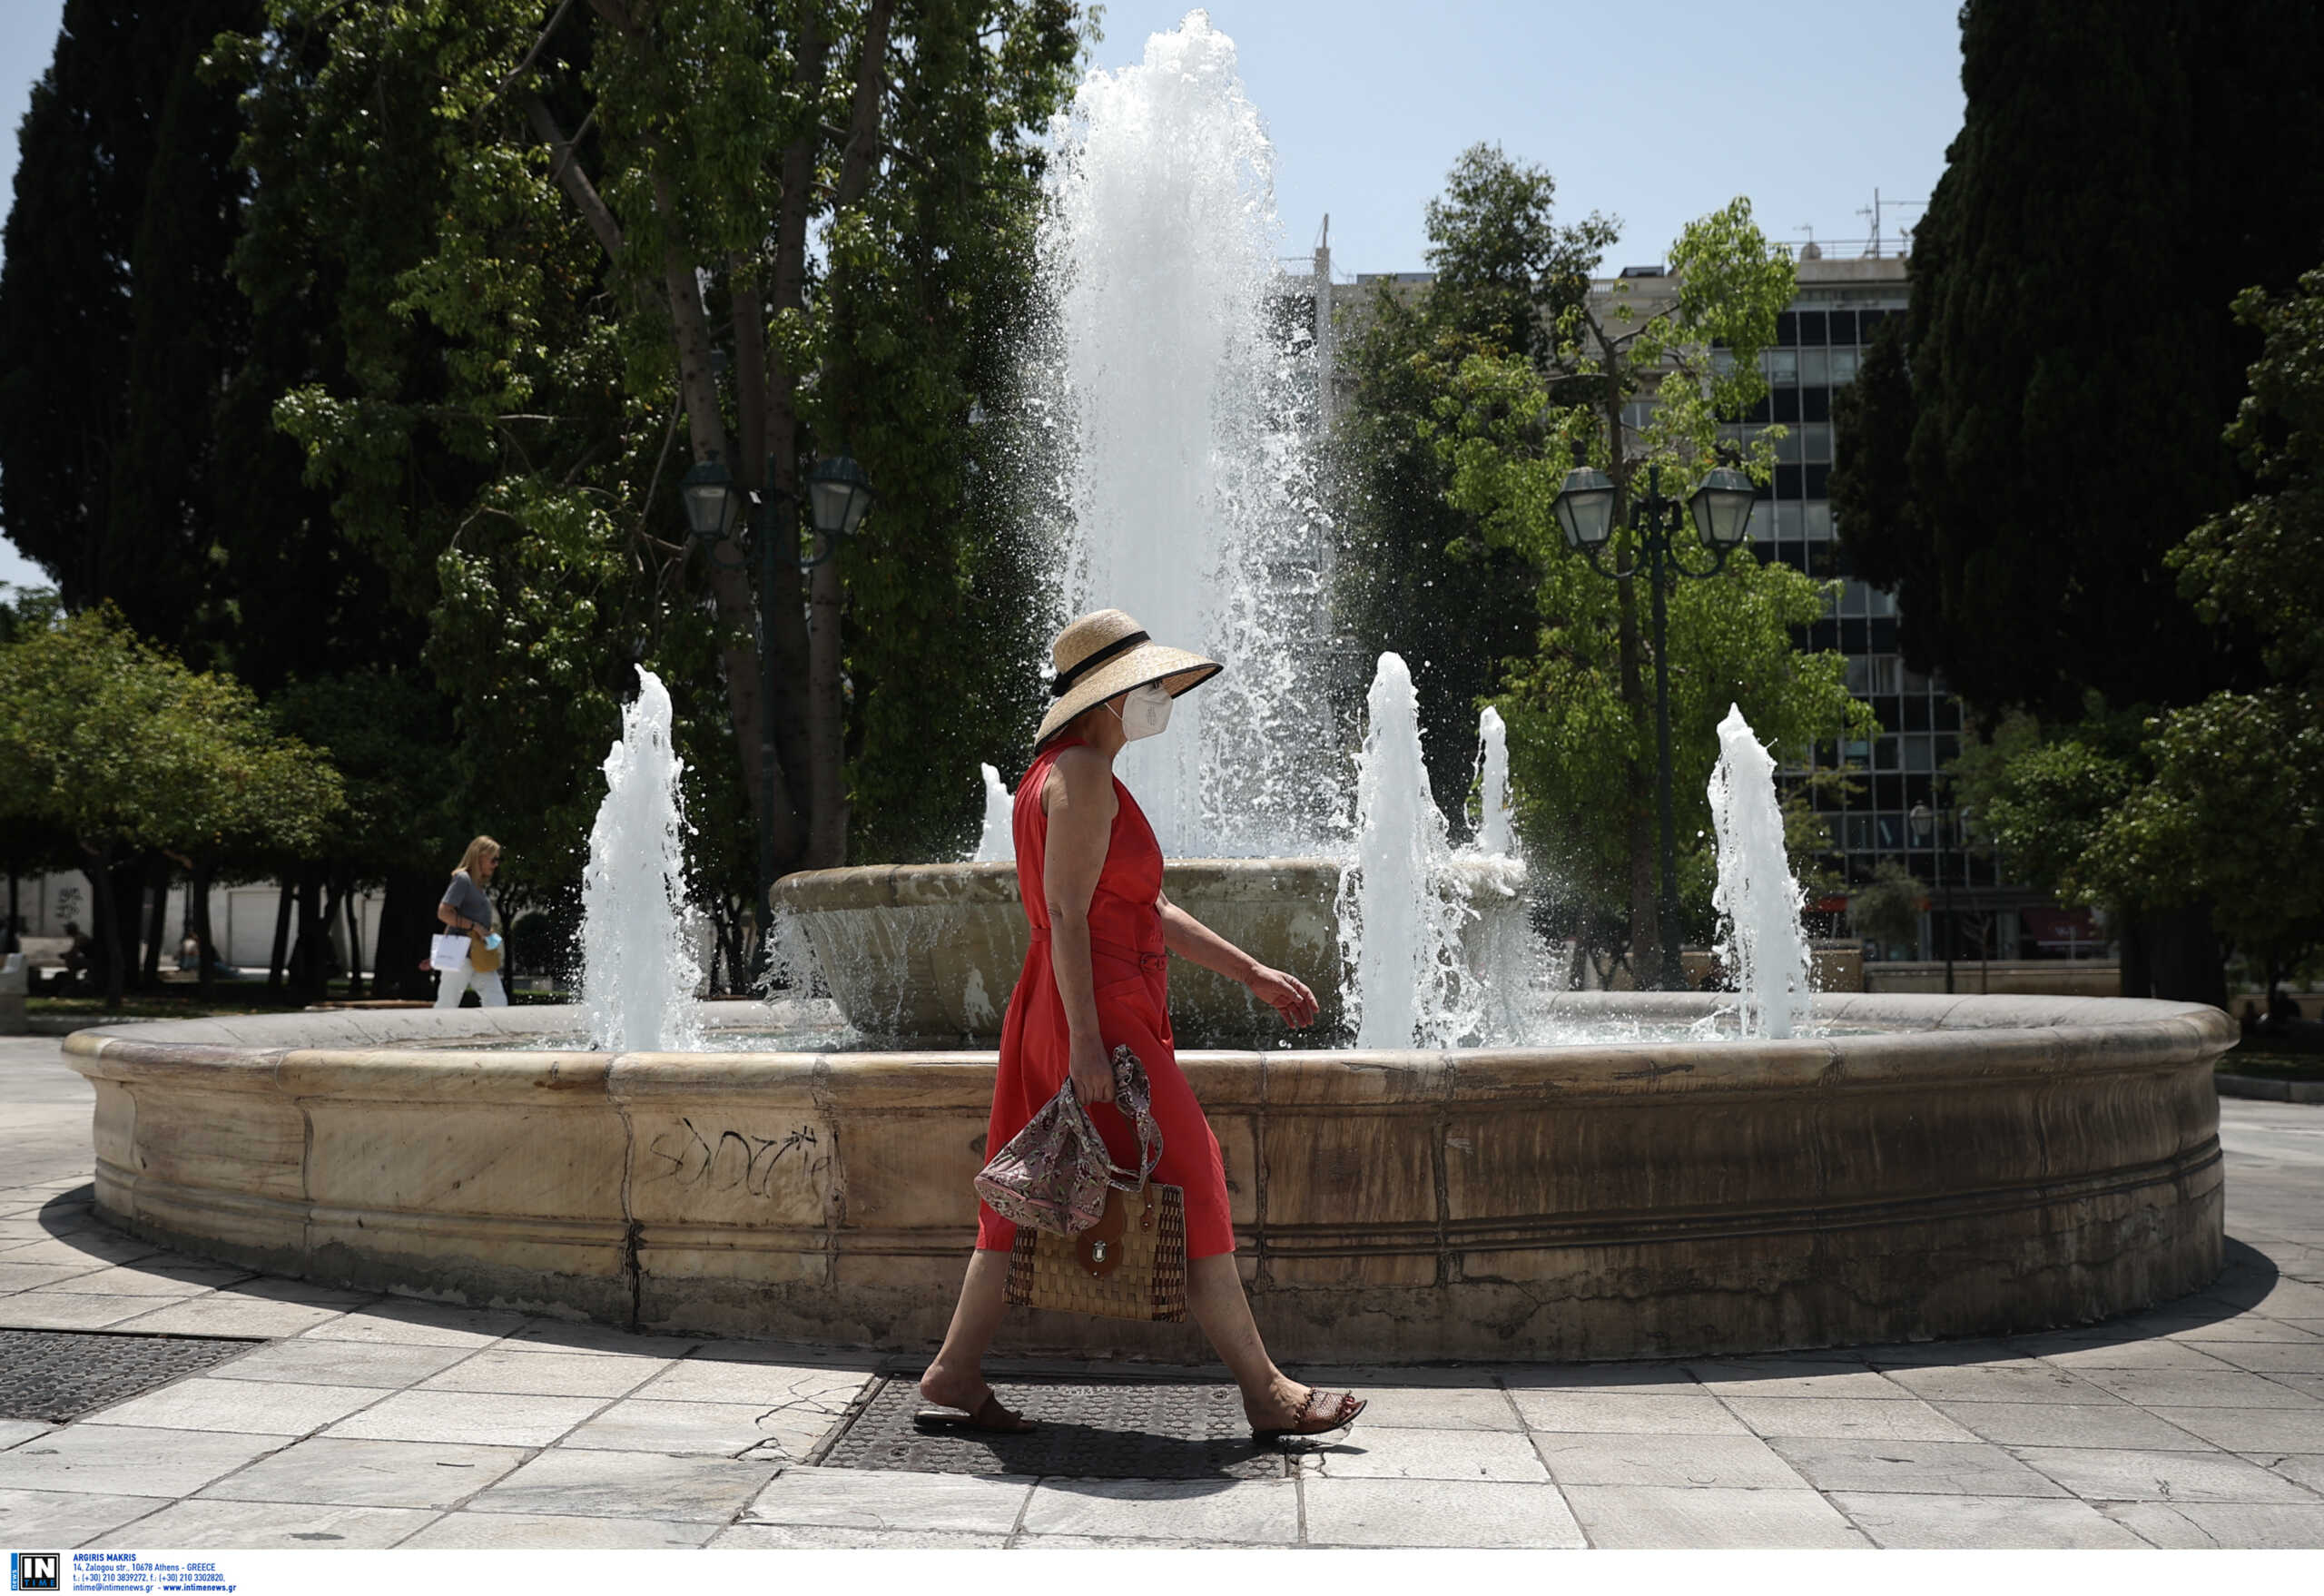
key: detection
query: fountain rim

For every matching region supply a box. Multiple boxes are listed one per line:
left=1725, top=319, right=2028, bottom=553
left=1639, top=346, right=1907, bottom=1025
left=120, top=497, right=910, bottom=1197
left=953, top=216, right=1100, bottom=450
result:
left=767, top=853, right=1524, bottom=908
left=63, top=992, right=2236, bottom=1101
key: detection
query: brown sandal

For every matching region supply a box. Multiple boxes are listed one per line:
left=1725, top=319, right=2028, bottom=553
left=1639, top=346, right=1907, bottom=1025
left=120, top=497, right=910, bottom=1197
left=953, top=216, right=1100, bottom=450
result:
left=1252, top=1388, right=1365, bottom=1443
left=914, top=1388, right=1037, bottom=1433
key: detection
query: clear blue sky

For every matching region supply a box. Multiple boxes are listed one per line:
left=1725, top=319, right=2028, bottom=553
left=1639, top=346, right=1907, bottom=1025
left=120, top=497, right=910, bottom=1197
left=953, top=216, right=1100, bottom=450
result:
left=0, top=0, right=1967, bottom=592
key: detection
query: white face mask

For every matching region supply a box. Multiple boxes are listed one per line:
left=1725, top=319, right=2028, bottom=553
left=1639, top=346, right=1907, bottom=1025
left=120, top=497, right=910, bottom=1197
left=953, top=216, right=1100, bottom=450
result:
left=1110, top=681, right=1173, bottom=742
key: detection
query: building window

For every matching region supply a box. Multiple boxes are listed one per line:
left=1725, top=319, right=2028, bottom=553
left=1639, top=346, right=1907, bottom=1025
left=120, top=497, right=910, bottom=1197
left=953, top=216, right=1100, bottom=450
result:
left=1798, top=349, right=1829, bottom=387
left=1829, top=348, right=1859, bottom=385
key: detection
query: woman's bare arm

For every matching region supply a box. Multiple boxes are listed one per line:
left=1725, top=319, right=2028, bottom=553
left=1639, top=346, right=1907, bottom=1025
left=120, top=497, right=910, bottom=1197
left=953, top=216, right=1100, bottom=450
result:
left=1043, top=746, right=1119, bottom=1103
left=1157, top=890, right=1320, bottom=1029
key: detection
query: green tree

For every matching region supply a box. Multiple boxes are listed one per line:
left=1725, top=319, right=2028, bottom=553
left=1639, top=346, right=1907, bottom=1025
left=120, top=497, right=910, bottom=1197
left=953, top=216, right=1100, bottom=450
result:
left=1437, top=198, right=1872, bottom=979
left=0, top=0, right=256, bottom=655
left=222, top=0, right=1083, bottom=920
left=1847, top=859, right=1926, bottom=958
left=1832, top=0, right=2324, bottom=721
left=1332, top=144, right=1605, bottom=821
left=0, top=607, right=343, bottom=1007
left=2084, top=268, right=2324, bottom=1003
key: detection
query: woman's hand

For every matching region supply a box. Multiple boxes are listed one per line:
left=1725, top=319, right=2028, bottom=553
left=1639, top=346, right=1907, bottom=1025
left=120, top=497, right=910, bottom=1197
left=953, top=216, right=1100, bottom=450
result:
left=1247, top=964, right=1320, bottom=1030
left=1068, top=1031, right=1116, bottom=1106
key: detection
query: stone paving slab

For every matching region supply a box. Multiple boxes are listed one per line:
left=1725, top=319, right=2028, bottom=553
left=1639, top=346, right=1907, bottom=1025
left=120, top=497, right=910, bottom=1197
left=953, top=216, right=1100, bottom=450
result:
left=1561, top=1483, right=1868, bottom=1549
left=1301, top=1475, right=1585, bottom=1548
left=87, top=1498, right=435, bottom=1550
left=1720, top=1394, right=1977, bottom=1442
left=1831, top=1491, right=2144, bottom=1549
left=557, top=1397, right=810, bottom=1457
left=744, top=1464, right=1035, bottom=1533
left=85, top=1374, right=385, bottom=1436
left=415, top=1347, right=674, bottom=1399
left=203, top=1337, right=472, bottom=1390
left=1533, top=1431, right=1807, bottom=1490
left=0, top=1487, right=172, bottom=1546
left=195, top=1435, right=529, bottom=1509
left=1507, top=1388, right=1748, bottom=1435
left=1311, top=1423, right=1548, bottom=1482
left=1929, top=1399, right=2211, bottom=1450
left=399, top=1510, right=717, bottom=1549
left=0, top=1424, right=283, bottom=1498
left=463, top=1447, right=781, bottom=1522
left=1766, top=1434, right=2072, bottom=1497
left=324, top=1389, right=608, bottom=1448
left=2100, top=1500, right=2324, bottom=1549
left=2011, top=1444, right=2319, bottom=1502
left=1019, top=1476, right=1299, bottom=1543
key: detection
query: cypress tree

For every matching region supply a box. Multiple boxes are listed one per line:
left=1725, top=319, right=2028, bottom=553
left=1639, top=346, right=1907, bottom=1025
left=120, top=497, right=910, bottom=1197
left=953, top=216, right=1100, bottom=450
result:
left=1834, top=0, right=2324, bottom=719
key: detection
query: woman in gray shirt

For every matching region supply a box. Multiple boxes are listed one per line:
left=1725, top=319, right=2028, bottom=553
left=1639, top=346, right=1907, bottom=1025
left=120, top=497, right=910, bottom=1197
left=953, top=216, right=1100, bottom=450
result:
left=435, top=836, right=506, bottom=1009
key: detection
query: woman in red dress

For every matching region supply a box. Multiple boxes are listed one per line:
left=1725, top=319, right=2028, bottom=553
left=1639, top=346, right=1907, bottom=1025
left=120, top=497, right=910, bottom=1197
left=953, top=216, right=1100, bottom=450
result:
left=918, top=608, right=1365, bottom=1443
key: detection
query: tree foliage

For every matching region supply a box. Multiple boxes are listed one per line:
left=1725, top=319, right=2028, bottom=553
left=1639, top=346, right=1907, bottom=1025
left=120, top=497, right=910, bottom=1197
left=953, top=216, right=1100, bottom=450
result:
left=221, top=0, right=1084, bottom=918
left=1330, top=145, right=1599, bottom=822
left=1430, top=196, right=1871, bottom=969
left=1830, top=0, right=2324, bottom=720
left=0, top=606, right=344, bottom=1001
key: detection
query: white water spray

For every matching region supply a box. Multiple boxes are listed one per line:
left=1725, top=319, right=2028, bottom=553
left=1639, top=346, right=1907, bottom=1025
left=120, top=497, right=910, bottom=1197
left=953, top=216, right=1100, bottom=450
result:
left=1474, top=705, right=1514, bottom=857
left=581, top=669, right=702, bottom=1051
left=1042, top=10, right=1333, bottom=855
left=1708, top=704, right=1814, bottom=1039
left=972, top=764, right=1015, bottom=863
left=1339, top=655, right=1480, bottom=1048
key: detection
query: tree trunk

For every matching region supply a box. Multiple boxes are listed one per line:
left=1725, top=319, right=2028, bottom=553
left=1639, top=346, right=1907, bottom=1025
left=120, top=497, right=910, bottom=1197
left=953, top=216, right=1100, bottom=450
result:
left=2120, top=901, right=2227, bottom=1008
left=373, top=868, right=443, bottom=1000
left=343, top=883, right=365, bottom=1000
left=289, top=874, right=325, bottom=1000
left=266, top=876, right=295, bottom=993
left=192, top=860, right=217, bottom=1000
left=140, top=853, right=169, bottom=991
left=86, top=843, right=126, bottom=1010
left=5, top=866, right=17, bottom=956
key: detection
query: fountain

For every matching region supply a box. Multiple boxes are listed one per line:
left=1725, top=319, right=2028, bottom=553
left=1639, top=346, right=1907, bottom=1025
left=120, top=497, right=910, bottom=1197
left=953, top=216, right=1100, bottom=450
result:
left=1709, top=704, right=1813, bottom=1039
left=59, top=12, right=2229, bottom=1364
left=581, top=668, right=701, bottom=1053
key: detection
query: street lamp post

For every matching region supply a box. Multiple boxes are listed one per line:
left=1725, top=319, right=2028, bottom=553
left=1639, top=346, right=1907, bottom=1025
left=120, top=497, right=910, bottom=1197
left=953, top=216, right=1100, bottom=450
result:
left=1907, top=800, right=1954, bottom=994
left=1551, top=461, right=1758, bottom=991
left=677, top=451, right=876, bottom=921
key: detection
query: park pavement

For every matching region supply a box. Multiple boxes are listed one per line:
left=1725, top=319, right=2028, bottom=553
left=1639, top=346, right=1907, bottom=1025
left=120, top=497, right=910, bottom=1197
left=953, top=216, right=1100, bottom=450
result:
left=0, top=1033, right=2320, bottom=1552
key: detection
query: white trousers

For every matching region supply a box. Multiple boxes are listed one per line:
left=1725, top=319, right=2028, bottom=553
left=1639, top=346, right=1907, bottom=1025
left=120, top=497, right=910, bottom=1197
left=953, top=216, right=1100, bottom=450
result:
left=433, top=963, right=507, bottom=1009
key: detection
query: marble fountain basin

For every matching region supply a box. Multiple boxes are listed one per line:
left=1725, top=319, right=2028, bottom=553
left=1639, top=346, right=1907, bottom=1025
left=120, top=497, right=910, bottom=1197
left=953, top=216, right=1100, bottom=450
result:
left=62, top=992, right=2230, bottom=1364
left=765, top=857, right=1527, bottom=1042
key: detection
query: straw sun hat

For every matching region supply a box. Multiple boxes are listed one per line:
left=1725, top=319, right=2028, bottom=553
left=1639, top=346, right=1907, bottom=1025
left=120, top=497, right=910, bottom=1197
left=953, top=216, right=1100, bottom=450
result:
left=1034, top=608, right=1222, bottom=748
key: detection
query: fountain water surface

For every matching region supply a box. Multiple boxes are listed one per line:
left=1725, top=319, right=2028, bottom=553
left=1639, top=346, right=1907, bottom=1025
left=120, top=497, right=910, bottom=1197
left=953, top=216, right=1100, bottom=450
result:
left=580, top=669, right=701, bottom=1052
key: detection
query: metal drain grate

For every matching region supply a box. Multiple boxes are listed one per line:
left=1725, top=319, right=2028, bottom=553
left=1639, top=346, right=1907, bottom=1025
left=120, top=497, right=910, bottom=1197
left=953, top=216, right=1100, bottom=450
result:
left=816, top=1377, right=1292, bottom=1480
left=0, top=1329, right=261, bottom=1424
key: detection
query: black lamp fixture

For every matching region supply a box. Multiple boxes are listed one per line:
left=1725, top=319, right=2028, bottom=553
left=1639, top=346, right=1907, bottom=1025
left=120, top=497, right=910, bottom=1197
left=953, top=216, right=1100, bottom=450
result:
left=1551, top=467, right=1616, bottom=551
left=1688, top=466, right=1758, bottom=550
left=801, top=455, right=876, bottom=569
left=677, top=452, right=743, bottom=543
left=1547, top=458, right=1759, bottom=991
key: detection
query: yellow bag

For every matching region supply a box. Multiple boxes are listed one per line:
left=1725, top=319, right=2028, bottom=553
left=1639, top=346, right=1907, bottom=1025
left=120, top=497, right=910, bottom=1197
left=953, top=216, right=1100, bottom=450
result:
left=468, top=927, right=502, bottom=974
left=1005, top=1176, right=1187, bottom=1323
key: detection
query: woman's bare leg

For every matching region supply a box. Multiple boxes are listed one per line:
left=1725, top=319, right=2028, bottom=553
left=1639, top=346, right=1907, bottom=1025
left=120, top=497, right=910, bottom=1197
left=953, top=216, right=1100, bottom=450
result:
left=1187, top=1254, right=1314, bottom=1426
left=918, top=1250, right=1026, bottom=1421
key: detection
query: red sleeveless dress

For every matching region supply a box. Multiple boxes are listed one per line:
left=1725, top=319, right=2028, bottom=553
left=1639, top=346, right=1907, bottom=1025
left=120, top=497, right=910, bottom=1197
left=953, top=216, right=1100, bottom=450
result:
left=974, top=736, right=1236, bottom=1259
